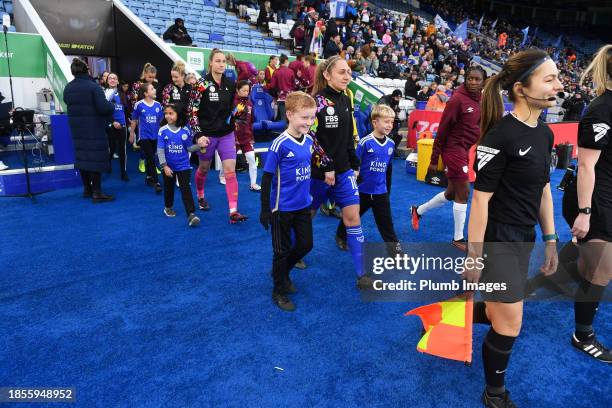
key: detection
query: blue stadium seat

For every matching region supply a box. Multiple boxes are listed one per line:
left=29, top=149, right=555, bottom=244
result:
left=140, top=9, right=155, bottom=18
left=159, top=4, right=172, bottom=12
left=209, top=32, right=224, bottom=42
left=3, top=2, right=11, bottom=14
left=149, top=0, right=163, bottom=4
left=239, top=46, right=252, bottom=52
left=131, top=1, right=145, bottom=8
left=250, top=84, right=286, bottom=134
left=193, top=33, right=209, bottom=43
left=149, top=18, right=164, bottom=26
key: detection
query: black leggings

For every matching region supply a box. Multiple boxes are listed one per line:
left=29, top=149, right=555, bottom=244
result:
left=337, top=192, right=399, bottom=243
left=163, top=169, right=195, bottom=216
left=80, top=170, right=102, bottom=194
left=271, top=207, right=313, bottom=292
left=108, top=125, right=127, bottom=173
left=139, top=139, right=158, bottom=182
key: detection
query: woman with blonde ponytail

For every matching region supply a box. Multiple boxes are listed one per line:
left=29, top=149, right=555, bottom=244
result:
left=309, top=56, right=373, bottom=290
left=161, top=60, right=192, bottom=117
left=464, top=49, right=564, bottom=407
left=567, top=45, right=612, bottom=363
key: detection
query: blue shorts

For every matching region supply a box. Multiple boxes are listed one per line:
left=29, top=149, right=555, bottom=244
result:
left=310, top=169, right=360, bottom=210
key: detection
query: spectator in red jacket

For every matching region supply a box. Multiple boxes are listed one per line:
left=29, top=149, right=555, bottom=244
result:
left=236, top=59, right=258, bottom=82
left=298, top=55, right=317, bottom=93
left=266, top=54, right=296, bottom=122
left=288, top=54, right=305, bottom=78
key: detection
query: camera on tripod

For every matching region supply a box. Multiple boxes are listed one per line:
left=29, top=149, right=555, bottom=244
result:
left=10, top=109, right=35, bottom=132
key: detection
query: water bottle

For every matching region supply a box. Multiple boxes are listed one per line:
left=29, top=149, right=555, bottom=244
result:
left=50, top=97, right=56, bottom=115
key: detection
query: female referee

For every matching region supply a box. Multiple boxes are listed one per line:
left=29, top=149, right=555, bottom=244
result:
left=411, top=66, right=487, bottom=251
left=464, top=49, right=562, bottom=407
left=310, top=56, right=373, bottom=290
left=569, top=44, right=612, bottom=363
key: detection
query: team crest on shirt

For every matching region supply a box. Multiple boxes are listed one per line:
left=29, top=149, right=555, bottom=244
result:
left=593, top=123, right=610, bottom=142
left=326, top=106, right=335, bottom=115
left=155, top=107, right=160, bottom=113
left=462, top=165, right=468, bottom=173
left=466, top=107, right=474, bottom=113
left=182, top=134, right=188, bottom=141
left=388, top=147, right=394, bottom=155
left=476, top=145, right=500, bottom=171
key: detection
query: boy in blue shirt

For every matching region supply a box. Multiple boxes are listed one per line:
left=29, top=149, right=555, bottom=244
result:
left=259, top=91, right=333, bottom=312
left=336, top=104, right=400, bottom=254
left=157, top=104, right=205, bottom=227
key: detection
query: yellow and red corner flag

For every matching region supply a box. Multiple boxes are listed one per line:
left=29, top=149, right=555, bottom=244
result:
left=405, top=295, right=473, bottom=364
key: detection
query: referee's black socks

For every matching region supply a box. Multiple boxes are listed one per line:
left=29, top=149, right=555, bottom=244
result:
left=483, top=328, right=516, bottom=396
left=574, top=278, right=606, bottom=341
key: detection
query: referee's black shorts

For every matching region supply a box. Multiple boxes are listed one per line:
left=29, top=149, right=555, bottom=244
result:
left=582, top=200, right=612, bottom=243
left=480, top=220, right=536, bottom=303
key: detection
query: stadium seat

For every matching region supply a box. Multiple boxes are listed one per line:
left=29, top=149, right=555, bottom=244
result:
left=250, top=84, right=286, bottom=134
left=139, top=9, right=155, bottom=18
left=209, top=32, right=224, bottom=43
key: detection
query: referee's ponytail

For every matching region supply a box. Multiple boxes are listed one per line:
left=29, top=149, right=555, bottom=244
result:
left=480, top=73, right=505, bottom=139
left=580, top=44, right=612, bottom=97
left=480, top=49, right=549, bottom=140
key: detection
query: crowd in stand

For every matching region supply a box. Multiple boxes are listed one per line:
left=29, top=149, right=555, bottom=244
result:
left=231, top=0, right=596, bottom=108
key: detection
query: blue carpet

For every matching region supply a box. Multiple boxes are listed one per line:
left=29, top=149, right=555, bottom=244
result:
left=0, top=152, right=609, bottom=408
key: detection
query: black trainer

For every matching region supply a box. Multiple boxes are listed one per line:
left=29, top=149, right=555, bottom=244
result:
left=154, top=183, right=162, bottom=194
left=164, top=207, right=177, bottom=217
left=482, top=389, right=517, bottom=408
left=188, top=213, right=201, bottom=227
left=272, top=292, right=295, bottom=312
left=357, top=274, right=375, bottom=290
left=92, top=193, right=114, bottom=203
left=198, top=197, right=210, bottom=211
left=571, top=333, right=612, bottom=363
left=335, top=235, right=348, bottom=251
